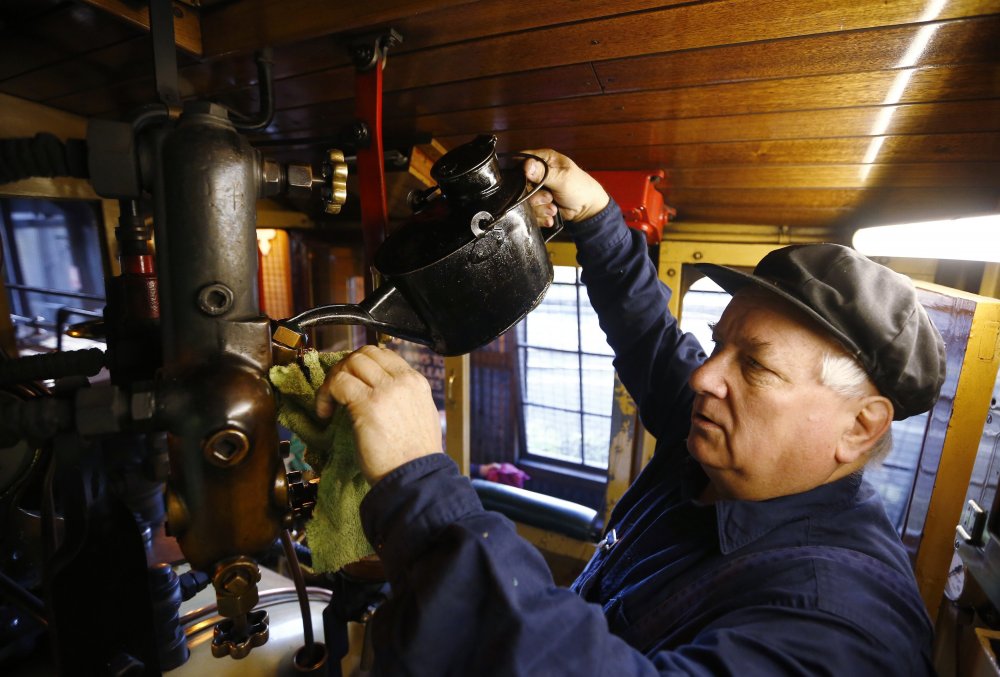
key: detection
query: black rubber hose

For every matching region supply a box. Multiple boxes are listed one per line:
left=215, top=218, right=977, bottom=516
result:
left=0, top=348, right=106, bottom=387
left=0, top=133, right=88, bottom=185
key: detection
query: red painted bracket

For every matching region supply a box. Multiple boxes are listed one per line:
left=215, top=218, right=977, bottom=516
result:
left=591, top=170, right=675, bottom=246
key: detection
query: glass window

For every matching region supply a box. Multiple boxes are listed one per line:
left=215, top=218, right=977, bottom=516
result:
left=517, top=266, right=614, bottom=470
left=1, top=198, right=105, bottom=353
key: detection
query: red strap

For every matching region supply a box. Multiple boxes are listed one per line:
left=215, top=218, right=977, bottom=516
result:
left=355, top=61, right=389, bottom=298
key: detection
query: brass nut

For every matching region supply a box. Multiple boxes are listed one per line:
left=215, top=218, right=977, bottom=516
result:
left=222, top=570, right=251, bottom=595
left=213, top=558, right=262, bottom=618
left=204, top=428, right=250, bottom=467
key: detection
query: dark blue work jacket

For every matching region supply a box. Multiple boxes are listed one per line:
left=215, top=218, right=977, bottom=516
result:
left=360, top=202, right=935, bottom=675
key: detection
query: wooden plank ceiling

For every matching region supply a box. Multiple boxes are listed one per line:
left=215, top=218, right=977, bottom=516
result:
left=1, top=0, right=998, bottom=240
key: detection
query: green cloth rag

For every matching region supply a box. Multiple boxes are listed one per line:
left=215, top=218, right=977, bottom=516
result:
left=269, top=350, right=374, bottom=573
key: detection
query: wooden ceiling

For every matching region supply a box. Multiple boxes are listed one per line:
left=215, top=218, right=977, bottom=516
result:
left=2, top=0, right=998, bottom=240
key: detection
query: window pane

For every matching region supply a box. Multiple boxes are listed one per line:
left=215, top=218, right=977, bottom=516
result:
left=514, top=264, right=617, bottom=473
left=581, top=353, right=615, bottom=415
left=522, top=347, right=580, bottom=410
left=680, top=283, right=730, bottom=354
left=524, top=283, right=579, bottom=351
left=3, top=199, right=105, bottom=353
left=552, top=265, right=578, bottom=284
left=580, top=304, right=613, bottom=356
left=523, top=405, right=581, bottom=464
left=583, top=414, right=611, bottom=468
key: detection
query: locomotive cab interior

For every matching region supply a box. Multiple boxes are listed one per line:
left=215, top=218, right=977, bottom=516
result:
left=1, top=1, right=999, bottom=675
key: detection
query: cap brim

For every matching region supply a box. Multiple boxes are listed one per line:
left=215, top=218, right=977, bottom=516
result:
left=693, top=262, right=865, bottom=361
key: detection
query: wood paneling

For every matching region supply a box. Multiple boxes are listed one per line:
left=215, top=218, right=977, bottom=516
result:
left=201, top=0, right=476, bottom=57
left=82, top=0, right=202, bottom=55
left=568, top=133, right=1000, bottom=169
left=201, top=0, right=683, bottom=57
left=388, top=64, right=1000, bottom=139
left=2, top=0, right=999, bottom=230
left=466, top=100, right=1000, bottom=153
left=672, top=163, right=1000, bottom=189
left=594, top=16, right=1000, bottom=92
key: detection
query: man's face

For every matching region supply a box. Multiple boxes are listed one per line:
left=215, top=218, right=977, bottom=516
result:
left=686, top=289, right=862, bottom=501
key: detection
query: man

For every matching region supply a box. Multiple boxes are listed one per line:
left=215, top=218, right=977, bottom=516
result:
left=316, top=150, right=946, bottom=675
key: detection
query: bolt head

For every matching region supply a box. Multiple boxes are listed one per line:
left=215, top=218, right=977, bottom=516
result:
left=204, top=429, right=250, bottom=467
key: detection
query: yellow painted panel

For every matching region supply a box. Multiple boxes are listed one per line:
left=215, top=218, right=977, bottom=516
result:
left=444, top=354, right=470, bottom=477
left=914, top=291, right=1000, bottom=618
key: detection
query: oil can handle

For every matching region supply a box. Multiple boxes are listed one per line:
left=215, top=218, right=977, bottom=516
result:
left=469, top=151, right=551, bottom=237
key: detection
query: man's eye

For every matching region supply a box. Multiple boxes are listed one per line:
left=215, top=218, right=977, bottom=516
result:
left=743, top=355, right=766, bottom=371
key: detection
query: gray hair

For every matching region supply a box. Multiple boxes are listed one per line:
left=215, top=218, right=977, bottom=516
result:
left=819, top=351, right=893, bottom=463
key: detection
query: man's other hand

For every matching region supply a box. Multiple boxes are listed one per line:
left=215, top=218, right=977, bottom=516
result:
left=316, top=345, right=443, bottom=484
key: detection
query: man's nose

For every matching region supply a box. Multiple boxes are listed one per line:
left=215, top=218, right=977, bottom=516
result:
left=689, top=352, right=728, bottom=398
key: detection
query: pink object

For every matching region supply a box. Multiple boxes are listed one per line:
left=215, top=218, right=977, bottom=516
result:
left=484, top=463, right=531, bottom=489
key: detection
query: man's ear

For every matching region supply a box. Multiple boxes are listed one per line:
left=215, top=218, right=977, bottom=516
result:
left=836, top=396, right=893, bottom=464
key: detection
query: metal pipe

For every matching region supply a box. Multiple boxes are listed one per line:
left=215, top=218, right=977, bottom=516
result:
left=231, top=49, right=275, bottom=133
left=280, top=530, right=315, bottom=649
left=4, top=284, right=105, bottom=302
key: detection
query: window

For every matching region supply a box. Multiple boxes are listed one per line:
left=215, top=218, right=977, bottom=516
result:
left=1, top=198, right=106, bottom=354
left=516, top=265, right=615, bottom=471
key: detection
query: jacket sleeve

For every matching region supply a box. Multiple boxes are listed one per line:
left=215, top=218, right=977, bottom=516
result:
left=568, top=201, right=705, bottom=442
left=360, top=454, right=663, bottom=677
left=359, top=456, right=933, bottom=677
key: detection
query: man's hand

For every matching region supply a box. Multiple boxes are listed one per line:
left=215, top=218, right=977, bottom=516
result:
left=316, top=345, right=443, bottom=484
left=522, top=149, right=610, bottom=225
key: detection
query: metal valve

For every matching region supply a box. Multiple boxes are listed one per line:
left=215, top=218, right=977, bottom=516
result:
left=257, top=149, right=348, bottom=215
left=211, top=609, right=269, bottom=659
left=210, top=557, right=268, bottom=659
left=286, top=470, right=320, bottom=521
left=321, top=149, right=349, bottom=214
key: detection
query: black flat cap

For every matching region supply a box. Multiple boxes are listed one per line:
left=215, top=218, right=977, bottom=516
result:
left=695, top=243, right=945, bottom=420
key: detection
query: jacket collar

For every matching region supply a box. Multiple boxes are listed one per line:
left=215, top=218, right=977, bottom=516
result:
left=710, top=472, right=865, bottom=554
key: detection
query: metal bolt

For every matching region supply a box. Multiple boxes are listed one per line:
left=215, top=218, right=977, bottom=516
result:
left=349, top=121, right=370, bottom=146
left=221, top=570, right=251, bottom=595
left=204, top=428, right=250, bottom=467
left=352, top=44, right=376, bottom=69
left=197, top=283, right=234, bottom=316
left=260, top=159, right=284, bottom=198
